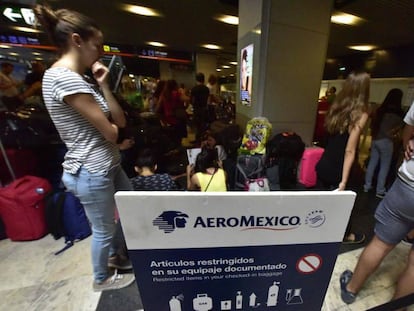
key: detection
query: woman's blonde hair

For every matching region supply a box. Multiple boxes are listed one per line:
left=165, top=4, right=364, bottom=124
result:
left=325, top=71, right=370, bottom=134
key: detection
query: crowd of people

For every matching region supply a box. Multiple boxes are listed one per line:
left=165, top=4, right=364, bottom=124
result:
left=0, top=4, right=408, bottom=308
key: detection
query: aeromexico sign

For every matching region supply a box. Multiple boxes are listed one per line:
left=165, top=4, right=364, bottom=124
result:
left=153, top=210, right=326, bottom=233
left=115, top=192, right=356, bottom=311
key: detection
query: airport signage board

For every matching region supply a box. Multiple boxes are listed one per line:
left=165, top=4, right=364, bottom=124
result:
left=1, top=4, right=35, bottom=26
left=115, top=191, right=355, bottom=311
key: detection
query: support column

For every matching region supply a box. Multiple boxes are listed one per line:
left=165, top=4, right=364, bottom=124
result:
left=237, top=0, right=333, bottom=144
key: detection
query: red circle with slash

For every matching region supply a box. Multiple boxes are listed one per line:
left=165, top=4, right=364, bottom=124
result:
left=296, top=254, right=322, bottom=274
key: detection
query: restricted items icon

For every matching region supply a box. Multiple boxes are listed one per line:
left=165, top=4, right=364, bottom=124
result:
left=193, top=293, right=213, bottom=311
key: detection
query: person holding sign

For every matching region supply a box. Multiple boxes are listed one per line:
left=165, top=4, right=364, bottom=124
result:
left=340, top=102, right=414, bottom=305
left=34, top=5, right=135, bottom=291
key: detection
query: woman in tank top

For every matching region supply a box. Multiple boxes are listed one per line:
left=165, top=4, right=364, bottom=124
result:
left=316, top=71, right=370, bottom=244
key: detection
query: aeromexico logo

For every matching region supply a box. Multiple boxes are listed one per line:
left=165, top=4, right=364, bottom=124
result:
left=153, top=210, right=326, bottom=233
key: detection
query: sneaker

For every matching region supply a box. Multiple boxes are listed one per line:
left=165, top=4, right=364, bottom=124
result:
left=401, top=235, right=414, bottom=246
left=375, top=192, right=386, bottom=199
left=93, top=270, right=135, bottom=292
left=340, top=270, right=356, bottom=304
left=108, top=254, right=133, bottom=270
left=343, top=233, right=365, bottom=244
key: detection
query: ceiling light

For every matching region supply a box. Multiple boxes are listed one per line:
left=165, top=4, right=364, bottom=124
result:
left=0, top=45, right=11, bottom=49
left=253, top=29, right=261, bottom=35
left=122, top=4, right=161, bottom=17
left=216, top=69, right=222, bottom=72
left=222, top=65, right=230, bottom=69
left=215, top=14, right=239, bottom=25
left=348, top=45, right=377, bottom=51
left=331, top=12, right=364, bottom=25
left=147, top=41, right=166, bottom=47
left=129, top=74, right=134, bottom=78
left=230, top=61, right=237, bottom=65
left=9, top=52, right=19, bottom=56
left=229, top=74, right=235, bottom=76
left=202, top=44, right=221, bottom=50
left=34, top=57, right=43, bottom=61
left=32, top=52, right=41, bottom=55
left=12, top=26, right=41, bottom=33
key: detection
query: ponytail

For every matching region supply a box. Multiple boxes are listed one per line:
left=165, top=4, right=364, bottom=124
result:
left=34, top=4, right=99, bottom=53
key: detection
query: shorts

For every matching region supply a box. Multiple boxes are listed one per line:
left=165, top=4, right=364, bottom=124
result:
left=374, top=177, right=414, bottom=246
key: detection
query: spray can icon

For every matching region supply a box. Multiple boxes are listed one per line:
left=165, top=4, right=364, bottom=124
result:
left=267, top=281, right=280, bottom=306
left=236, top=291, right=243, bottom=309
left=169, top=296, right=182, bottom=311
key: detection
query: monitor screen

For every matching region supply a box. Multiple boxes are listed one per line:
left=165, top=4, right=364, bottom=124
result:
left=240, top=43, right=253, bottom=106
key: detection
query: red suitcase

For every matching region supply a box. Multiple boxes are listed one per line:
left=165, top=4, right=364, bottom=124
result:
left=0, top=148, right=38, bottom=185
left=299, top=147, right=324, bottom=188
left=0, top=176, right=51, bottom=241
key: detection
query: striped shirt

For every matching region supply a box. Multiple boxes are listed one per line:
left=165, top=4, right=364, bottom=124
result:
left=42, top=67, right=120, bottom=174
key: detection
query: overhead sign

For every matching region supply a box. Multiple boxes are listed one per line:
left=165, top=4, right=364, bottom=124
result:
left=0, top=34, right=39, bottom=45
left=115, top=191, right=356, bottom=311
left=2, top=6, right=35, bottom=25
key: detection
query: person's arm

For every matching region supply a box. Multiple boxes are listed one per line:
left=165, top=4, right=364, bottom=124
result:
left=403, top=124, right=414, bottom=160
left=64, top=93, right=119, bottom=144
left=339, top=112, right=369, bottom=190
left=92, top=62, right=126, bottom=128
left=186, top=164, right=200, bottom=190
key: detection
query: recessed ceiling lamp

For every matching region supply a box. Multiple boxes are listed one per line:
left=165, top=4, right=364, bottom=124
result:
left=222, top=65, right=230, bottom=69
left=215, top=14, right=239, bottom=25
left=348, top=45, right=377, bottom=51
left=32, top=52, right=42, bottom=55
left=122, top=4, right=161, bottom=17
left=230, top=61, right=237, bottom=65
left=202, top=44, right=221, bottom=50
left=331, top=12, right=364, bottom=25
left=216, top=68, right=222, bottom=72
left=12, top=26, right=41, bottom=33
left=9, top=52, right=19, bottom=56
left=0, top=45, right=11, bottom=49
left=34, top=57, right=43, bottom=61
left=147, top=41, right=166, bottom=47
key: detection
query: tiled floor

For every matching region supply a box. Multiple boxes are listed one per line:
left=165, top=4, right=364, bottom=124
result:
left=0, top=234, right=412, bottom=311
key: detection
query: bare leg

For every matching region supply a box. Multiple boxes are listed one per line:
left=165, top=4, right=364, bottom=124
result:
left=393, top=248, right=414, bottom=301
left=406, top=229, right=414, bottom=240
left=347, top=235, right=395, bottom=294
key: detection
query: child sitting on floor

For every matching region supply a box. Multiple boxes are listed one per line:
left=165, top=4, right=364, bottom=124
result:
left=131, top=148, right=179, bottom=191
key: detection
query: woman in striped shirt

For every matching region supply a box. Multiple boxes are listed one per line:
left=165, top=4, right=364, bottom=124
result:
left=34, top=4, right=135, bottom=292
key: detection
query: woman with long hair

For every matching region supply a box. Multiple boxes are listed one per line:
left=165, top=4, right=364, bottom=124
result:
left=34, top=5, right=135, bottom=291
left=186, top=148, right=227, bottom=191
left=316, top=71, right=370, bottom=244
left=364, top=88, right=404, bottom=197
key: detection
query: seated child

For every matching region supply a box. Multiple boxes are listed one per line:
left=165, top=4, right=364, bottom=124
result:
left=187, top=148, right=227, bottom=191
left=131, top=148, right=179, bottom=191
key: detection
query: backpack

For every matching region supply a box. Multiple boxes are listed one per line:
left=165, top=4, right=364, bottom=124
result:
left=265, top=132, right=305, bottom=190
left=239, top=117, right=272, bottom=155
left=235, top=154, right=269, bottom=191
left=45, top=191, right=91, bottom=255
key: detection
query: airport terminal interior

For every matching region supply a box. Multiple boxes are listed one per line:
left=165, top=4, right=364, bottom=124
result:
left=1, top=0, right=414, bottom=310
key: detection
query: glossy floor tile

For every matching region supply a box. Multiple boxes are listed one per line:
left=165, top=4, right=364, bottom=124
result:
left=0, top=234, right=412, bottom=311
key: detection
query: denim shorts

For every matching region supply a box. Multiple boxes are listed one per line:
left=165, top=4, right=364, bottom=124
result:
left=374, top=177, right=414, bottom=246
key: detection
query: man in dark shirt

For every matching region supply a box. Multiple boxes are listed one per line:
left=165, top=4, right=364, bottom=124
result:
left=191, top=72, right=210, bottom=142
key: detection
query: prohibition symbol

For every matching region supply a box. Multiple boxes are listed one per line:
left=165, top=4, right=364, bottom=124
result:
left=296, top=253, right=322, bottom=274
